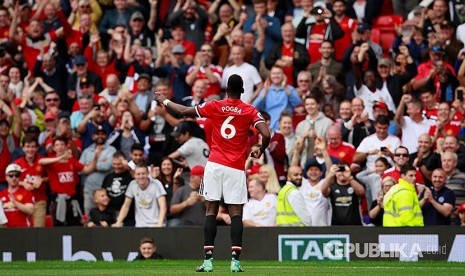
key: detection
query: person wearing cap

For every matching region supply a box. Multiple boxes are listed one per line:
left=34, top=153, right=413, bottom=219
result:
left=458, top=203, right=465, bottom=226
left=412, top=43, right=455, bottom=92
left=186, top=43, right=223, bottom=99
left=0, top=164, right=34, bottom=227
left=79, top=126, right=117, bottom=215
left=156, top=74, right=270, bottom=272
left=355, top=22, right=383, bottom=60
left=419, top=168, right=455, bottom=225
left=296, top=4, right=343, bottom=63
left=221, top=45, right=263, bottom=103
left=169, top=0, right=209, bottom=50
left=299, top=157, right=332, bottom=226
left=436, top=20, right=463, bottom=65
left=132, top=73, right=155, bottom=114
left=128, top=9, right=156, bottom=47
left=395, top=94, right=432, bottom=154
left=67, top=54, right=103, bottom=105
left=321, top=162, right=366, bottom=225
left=170, top=165, right=206, bottom=226
left=276, top=166, right=311, bottom=227
left=152, top=44, right=191, bottom=102
left=352, top=47, right=396, bottom=120
left=168, top=121, right=209, bottom=170
left=242, top=176, right=277, bottom=227
left=13, top=136, right=47, bottom=227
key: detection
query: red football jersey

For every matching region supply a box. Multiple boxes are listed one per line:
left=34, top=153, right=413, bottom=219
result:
left=44, top=157, right=84, bottom=196
left=0, top=187, right=34, bottom=227
left=187, top=65, right=223, bottom=98
left=327, top=141, right=356, bottom=164
left=195, top=98, right=265, bottom=170
left=15, top=156, right=47, bottom=202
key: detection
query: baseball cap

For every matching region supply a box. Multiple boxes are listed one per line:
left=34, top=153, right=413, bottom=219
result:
left=74, top=55, right=87, bottom=65
left=457, top=203, right=465, bottom=212
left=171, top=121, right=191, bottom=137
left=373, top=101, right=388, bottom=110
left=5, top=164, right=22, bottom=174
left=227, top=74, right=244, bottom=94
left=190, top=166, right=205, bottom=177
left=310, top=7, right=324, bottom=15
left=130, top=11, right=144, bottom=21
left=44, top=111, right=57, bottom=121
left=378, top=58, right=392, bottom=67
left=357, top=23, right=372, bottom=33
left=172, top=44, right=186, bottom=54
left=431, top=44, right=445, bottom=55
left=303, top=158, right=322, bottom=176
left=137, top=73, right=151, bottom=81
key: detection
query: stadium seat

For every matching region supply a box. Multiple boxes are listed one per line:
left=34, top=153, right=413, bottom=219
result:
left=378, top=0, right=394, bottom=16
left=372, top=15, right=404, bottom=57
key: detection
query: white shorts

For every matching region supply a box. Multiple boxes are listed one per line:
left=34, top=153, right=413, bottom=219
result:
left=200, top=161, right=247, bottom=204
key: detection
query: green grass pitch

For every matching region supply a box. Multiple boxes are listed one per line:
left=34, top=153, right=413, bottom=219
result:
left=1, top=260, right=465, bottom=276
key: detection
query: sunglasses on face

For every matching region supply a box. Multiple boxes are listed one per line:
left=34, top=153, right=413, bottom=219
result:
left=46, top=98, right=59, bottom=102
left=394, top=153, right=409, bottom=157
left=7, top=173, right=20, bottom=178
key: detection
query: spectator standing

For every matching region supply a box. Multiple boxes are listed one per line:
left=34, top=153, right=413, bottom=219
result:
left=420, top=168, right=455, bottom=225
left=101, top=151, right=135, bottom=226
left=243, top=177, right=277, bottom=227
left=322, top=163, right=365, bottom=225
left=113, top=164, right=167, bottom=228
left=383, top=165, right=424, bottom=227
left=169, top=166, right=206, bottom=226
left=0, top=164, right=34, bottom=227
left=368, top=176, right=395, bottom=226
left=276, top=166, right=311, bottom=226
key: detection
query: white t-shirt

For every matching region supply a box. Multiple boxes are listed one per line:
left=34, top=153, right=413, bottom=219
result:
left=222, top=62, right=262, bottom=102
left=356, top=134, right=401, bottom=170
left=299, top=179, right=332, bottom=226
left=354, top=85, right=396, bottom=120
left=177, top=137, right=209, bottom=169
left=243, top=193, right=277, bottom=226
left=125, top=179, right=167, bottom=227
left=401, top=116, right=432, bottom=154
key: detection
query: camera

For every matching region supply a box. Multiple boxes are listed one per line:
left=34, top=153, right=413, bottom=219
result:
left=380, top=146, right=387, bottom=151
left=338, top=165, right=345, bottom=172
left=457, top=89, right=464, bottom=101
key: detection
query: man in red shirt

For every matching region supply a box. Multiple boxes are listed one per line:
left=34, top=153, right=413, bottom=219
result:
left=383, top=146, right=425, bottom=185
left=39, top=137, right=97, bottom=226
left=428, top=102, right=461, bottom=144
left=15, top=136, right=47, bottom=227
left=326, top=125, right=355, bottom=164
left=0, top=164, right=34, bottom=227
left=332, top=0, right=357, bottom=61
left=156, top=74, right=270, bottom=272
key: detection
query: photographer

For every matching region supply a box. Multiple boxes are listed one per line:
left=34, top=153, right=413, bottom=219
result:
left=321, top=163, right=366, bottom=225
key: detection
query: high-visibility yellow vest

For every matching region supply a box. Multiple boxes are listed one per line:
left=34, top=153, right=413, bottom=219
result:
left=276, top=183, right=304, bottom=227
left=383, top=178, right=424, bottom=227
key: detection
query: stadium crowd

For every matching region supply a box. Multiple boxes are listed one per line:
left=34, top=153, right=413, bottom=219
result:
left=1, top=0, right=465, bottom=228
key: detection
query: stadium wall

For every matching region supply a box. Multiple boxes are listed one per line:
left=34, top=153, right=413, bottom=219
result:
left=0, top=227, right=464, bottom=262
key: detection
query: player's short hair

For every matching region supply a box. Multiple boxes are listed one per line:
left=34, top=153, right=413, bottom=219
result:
left=226, top=74, right=244, bottom=95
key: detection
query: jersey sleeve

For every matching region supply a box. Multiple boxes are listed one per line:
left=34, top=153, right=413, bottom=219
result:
left=252, top=109, right=266, bottom=128
left=195, top=100, right=215, bottom=119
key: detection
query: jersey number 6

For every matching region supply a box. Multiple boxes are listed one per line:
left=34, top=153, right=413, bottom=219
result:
left=220, top=116, right=236, bottom=139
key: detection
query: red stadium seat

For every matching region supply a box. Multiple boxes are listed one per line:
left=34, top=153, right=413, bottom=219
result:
left=372, top=15, right=404, bottom=56
left=379, top=0, right=394, bottom=16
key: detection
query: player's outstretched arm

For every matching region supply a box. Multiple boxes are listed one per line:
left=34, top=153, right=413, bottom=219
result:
left=156, top=93, right=197, bottom=117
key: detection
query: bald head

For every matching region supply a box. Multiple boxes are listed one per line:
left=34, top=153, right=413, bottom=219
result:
left=326, top=126, right=342, bottom=148
left=106, top=74, right=120, bottom=94
left=287, top=166, right=303, bottom=187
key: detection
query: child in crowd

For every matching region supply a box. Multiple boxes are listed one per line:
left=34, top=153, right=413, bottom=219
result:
left=134, top=237, right=163, bottom=260
left=86, top=188, right=116, bottom=227
left=458, top=204, right=465, bottom=227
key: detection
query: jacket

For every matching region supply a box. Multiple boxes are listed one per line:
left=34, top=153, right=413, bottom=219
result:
left=276, top=183, right=304, bottom=226
left=383, top=178, right=424, bottom=227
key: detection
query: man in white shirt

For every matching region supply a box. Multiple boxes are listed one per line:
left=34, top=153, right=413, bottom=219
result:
left=395, top=94, right=432, bottom=154
left=221, top=45, right=263, bottom=103
left=299, top=160, right=331, bottom=226
left=243, top=178, right=277, bottom=227
left=354, top=115, right=401, bottom=170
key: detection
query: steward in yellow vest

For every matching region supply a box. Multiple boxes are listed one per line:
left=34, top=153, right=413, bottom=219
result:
left=383, top=165, right=424, bottom=227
